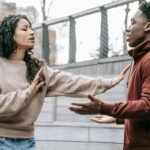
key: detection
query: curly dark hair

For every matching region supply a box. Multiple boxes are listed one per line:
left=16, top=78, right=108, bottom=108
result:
left=0, top=15, right=45, bottom=92
left=139, top=1, right=150, bottom=21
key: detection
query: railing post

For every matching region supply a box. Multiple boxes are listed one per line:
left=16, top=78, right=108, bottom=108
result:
left=138, top=0, right=143, bottom=4
left=69, top=16, right=76, bottom=63
left=42, top=23, right=50, bottom=64
left=99, top=7, right=108, bottom=58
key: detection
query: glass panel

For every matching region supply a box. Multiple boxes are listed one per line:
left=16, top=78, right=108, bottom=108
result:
left=107, top=1, right=139, bottom=57
left=49, top=22, right=69, bottom=65
left=76, top=13, right=101, bottom=62
left=33, top=28, right=43, bottom=58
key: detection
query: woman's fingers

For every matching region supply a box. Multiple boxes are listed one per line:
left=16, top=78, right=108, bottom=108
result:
left=120, top=64, right=131, bottom=76
left=34, top=68, right=43, bottom=80
left=111, top=64, right=131, bottom=86
left=36, top=82, right=45, bottom=89
left=30, top=68, right=45, bottom=94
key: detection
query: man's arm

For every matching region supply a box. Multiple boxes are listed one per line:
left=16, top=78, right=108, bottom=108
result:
left=116, top=118, right=125, bottom=124
left=69, top=60, right=150, bottom=120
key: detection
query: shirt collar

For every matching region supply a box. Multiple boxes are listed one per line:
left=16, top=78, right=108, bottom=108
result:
left=128, top=40, right=150, bottom=61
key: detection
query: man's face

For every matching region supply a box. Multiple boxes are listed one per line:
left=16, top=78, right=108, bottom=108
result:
left=126, top=10, right=148, bottom=47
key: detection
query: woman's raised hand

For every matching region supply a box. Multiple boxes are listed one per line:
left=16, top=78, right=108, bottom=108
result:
left=111, top=64, right=131, bottom=86
left=30, top=68, right=45, bottom=94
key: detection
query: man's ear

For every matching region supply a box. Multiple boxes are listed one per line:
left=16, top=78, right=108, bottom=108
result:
left=144, top=22, right=150, bottom=32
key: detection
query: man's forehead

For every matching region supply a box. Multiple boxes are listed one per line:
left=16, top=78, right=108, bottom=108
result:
left=131, top=9, right=147, bottom=21
left=132, top=10, right=143, bottom=19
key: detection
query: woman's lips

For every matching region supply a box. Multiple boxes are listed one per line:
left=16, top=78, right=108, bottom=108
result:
left=29, top=37, right=35, bottom=40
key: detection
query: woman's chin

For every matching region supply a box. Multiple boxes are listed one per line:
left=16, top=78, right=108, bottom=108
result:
left=28, top=44, right=34, bottom=49
left=25, top=46, right=34, bottom=50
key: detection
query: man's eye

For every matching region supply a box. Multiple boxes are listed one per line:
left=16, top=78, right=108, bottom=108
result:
left=131, top=20, right=135, bottom=25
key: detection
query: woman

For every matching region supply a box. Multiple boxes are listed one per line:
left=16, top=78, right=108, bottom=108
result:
left=0, top=15, right=129, bottom=149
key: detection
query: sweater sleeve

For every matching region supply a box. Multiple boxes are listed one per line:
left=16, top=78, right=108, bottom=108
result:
left=45, top=66, right=113, bottom=97
left=100, top=59, right=150, bottom=120
left=0, top=87, right=33, bottom=117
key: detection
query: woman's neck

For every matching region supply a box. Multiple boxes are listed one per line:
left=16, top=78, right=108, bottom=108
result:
left=9, top=49, right=25, bottom=60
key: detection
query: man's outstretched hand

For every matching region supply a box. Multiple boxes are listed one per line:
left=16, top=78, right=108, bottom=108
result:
left=91, top=114, right=116, bottom=123
left=111, top=64, right=131, bottom=86
left=69, top=95, right=102, bottom=115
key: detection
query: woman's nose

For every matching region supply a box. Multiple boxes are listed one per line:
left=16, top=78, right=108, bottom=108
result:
left=29, top=28, right=34, bottom=35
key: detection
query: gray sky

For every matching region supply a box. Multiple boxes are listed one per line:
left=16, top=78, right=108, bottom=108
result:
left=6, top=0, right=116, bottom=21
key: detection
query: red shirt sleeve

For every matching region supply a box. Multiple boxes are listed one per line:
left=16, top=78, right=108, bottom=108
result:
left=100, top=57, right=150, bottom=120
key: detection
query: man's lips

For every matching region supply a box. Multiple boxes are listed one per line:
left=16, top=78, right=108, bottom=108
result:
left=126, top=34, right=130, bottom=41
left=126, top=37, right=130, bottom=41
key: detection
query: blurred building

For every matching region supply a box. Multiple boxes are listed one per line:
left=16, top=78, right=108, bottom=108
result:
left=0, top=0, right=16, bottom=21
left=49, top=29, right=56, bottom=64
left=17, top=6, right=39, bottom=24
left=0, top=0, right=38, bottom=23
left=33, top=28, right=57, bottom=65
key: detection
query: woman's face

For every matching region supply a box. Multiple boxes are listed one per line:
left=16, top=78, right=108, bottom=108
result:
left=13, top=18, right=35, bottom=50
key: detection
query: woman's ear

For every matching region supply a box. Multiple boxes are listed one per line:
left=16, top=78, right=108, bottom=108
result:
left=144, top=22, right=150, bottom=32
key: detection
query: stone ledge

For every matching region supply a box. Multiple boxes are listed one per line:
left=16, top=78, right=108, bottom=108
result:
left=35, top=121, right=124, bottom=143
left=36, top=140, right=123, bottom=150
left=50, top=55, right=131, bottom=70
left=35, top=121, right=124, bottom=129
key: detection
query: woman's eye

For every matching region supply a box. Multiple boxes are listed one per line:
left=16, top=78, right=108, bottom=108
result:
left=22, top=28, right=27, bottom=31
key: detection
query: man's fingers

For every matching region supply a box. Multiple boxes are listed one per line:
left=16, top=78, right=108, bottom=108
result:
left=91, top=118, right=103, bottom=123
left=92, top=115, right=103, bottom=119
left=69, top=106, right=84, bottom=114
left=87, top=95, right=95, bottom=101
left=93, top=114, right=102, bottom=117
left=71, top=102, right=85, bottom=107
left=69, top=106, right=80, bottom=110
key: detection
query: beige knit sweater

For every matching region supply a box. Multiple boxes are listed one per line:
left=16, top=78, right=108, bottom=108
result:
left=0, top=57, right=113, bottom=138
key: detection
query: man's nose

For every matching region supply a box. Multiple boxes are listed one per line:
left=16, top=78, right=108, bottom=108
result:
left=126, top=26, right=131, bottom=33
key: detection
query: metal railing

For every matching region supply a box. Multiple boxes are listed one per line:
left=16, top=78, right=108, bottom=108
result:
left=33, top=0, right=140, bottom=65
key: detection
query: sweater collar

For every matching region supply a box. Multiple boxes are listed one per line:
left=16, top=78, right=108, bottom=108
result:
left=0, top=56, right=26, bottom=65
left=128, top=40, right=150, bottom=61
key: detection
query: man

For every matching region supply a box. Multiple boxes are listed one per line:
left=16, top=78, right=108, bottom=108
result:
left=69, top=1, right=150, bottom=150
